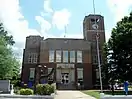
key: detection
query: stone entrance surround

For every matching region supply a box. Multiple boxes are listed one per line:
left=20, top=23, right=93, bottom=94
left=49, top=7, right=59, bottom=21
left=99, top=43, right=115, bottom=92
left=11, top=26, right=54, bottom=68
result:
left=56, top=64, right=75, bottom=84
left=56, top=64, right=76, bottom=89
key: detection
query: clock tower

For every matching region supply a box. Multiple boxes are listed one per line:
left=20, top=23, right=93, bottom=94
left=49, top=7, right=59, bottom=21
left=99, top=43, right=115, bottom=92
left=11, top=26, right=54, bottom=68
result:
left=83, top=14, right=106, bottom=84
left=83, top=14, right=105, bottom=42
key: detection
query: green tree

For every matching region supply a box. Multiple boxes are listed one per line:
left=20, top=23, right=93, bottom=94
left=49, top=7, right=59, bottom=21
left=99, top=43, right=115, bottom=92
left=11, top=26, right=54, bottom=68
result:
left=102, top=43, right=109, bottom=85
left=0, top=23, right=15, bottom=45
left=103, top=12, right=132, bottom=83
left=0, top=23, right=20, bottom=80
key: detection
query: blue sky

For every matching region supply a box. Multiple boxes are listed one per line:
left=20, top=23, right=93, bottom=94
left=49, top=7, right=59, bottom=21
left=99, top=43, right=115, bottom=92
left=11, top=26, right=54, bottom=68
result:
left=0, top=0, right=132, bottom=60
left=19, top=0, right=114, bottom=38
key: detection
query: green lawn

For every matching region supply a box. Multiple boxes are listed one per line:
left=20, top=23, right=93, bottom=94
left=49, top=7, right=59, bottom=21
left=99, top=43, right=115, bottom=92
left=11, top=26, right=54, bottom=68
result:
left=81, top=90, right=100, bottom=99
left=82, top=90, right=132, bottom=99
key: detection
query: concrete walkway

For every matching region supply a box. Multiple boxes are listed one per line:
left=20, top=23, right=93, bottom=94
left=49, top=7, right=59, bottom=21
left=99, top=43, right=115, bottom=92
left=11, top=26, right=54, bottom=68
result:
left=55, top=90, right=96, bottom=99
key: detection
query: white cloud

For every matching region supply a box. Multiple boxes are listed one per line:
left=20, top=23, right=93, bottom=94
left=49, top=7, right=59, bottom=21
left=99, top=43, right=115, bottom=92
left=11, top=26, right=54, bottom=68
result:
left=35, top=16, right=51, bottom=34
left=43, top=0, right=53, bottom=13
left=40, top=0, right=71, bottom=31
left=0, top=0, right=42, bottom=62
left=0, top=0, right=41, bottom=42
left=107, top=0, right=132, bottom=22
left=52, top=9, right=71, bottom=30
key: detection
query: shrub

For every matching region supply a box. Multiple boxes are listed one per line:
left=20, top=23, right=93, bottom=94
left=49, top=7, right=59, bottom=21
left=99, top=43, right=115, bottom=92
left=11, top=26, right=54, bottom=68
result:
left=19, top=88, right=33, bottom=95
left=36, top=84, right=55, bottom=95
left=49, top=84, right=55, bottom=93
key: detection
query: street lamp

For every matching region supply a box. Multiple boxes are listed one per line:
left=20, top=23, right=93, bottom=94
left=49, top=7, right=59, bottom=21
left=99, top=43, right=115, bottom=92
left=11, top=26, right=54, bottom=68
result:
left=92, top=0, right=103, bottom=92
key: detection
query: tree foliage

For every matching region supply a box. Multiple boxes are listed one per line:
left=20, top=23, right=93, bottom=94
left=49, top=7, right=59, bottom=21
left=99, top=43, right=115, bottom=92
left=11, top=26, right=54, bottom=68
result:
left=0, top=23, right=15, bottom=45
left=0, top=22, right=20, bottom=80
left=102, top=12, right=132, bottom=83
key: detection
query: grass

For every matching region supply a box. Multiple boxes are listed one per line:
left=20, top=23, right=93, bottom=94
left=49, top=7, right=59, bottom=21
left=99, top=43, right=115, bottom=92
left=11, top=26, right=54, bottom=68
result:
left=82, top=90, right=132, bottom=99
left=82, top=90, right=100, bottom=99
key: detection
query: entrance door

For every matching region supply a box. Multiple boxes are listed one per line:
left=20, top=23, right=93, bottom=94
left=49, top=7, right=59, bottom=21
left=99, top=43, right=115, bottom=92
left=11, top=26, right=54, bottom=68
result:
left=61, top=73, right=69, bottom=84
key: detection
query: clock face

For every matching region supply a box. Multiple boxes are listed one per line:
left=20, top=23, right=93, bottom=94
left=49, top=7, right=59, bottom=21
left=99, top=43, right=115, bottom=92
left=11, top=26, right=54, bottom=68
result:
left=92, top=24, right=99, bottom=30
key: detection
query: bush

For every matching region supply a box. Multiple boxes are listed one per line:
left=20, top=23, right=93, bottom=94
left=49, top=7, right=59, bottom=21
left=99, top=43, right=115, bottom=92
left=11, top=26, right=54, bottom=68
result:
left=19, top=88, right=33, bottom=95
left=36, top=84, right=54, bottom=95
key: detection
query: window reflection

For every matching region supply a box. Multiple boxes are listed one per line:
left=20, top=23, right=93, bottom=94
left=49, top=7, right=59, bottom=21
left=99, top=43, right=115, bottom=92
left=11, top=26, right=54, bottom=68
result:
left=49, top=50, right=54, bottom=62
left=56, top=50, right=61, bottom=62
left=29, top=68, right=35, bottom=80
left=70, top=51, right=75, bottom=63
left=77, top=68, right=83, bottom=79
left=63, top=51, right=68, bottom=63
left=77, top=51, right=82, bottom=63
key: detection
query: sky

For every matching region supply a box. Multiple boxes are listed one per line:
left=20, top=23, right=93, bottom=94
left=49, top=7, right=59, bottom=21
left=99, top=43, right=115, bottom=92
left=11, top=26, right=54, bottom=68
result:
left=0, top=0, right=132, bottom=61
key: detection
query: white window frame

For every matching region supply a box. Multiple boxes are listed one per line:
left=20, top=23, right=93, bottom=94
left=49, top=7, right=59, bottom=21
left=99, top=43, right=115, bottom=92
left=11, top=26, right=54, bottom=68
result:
left=33, top=53, right=37, bottom=63
left=29, top=68, right=35, bottom=79
left=77, top=51, right=82, bottom=63
left=56, top=50, right=61, bottom=62
left=77, top=68, right=83, bottom=79
left=63, top=51, right=68, bottom=63
left=28, top=53, right=38, bottom=63
left=49, top=50, right=54, bottom=62
left=70, top=51, right=75, bottom=63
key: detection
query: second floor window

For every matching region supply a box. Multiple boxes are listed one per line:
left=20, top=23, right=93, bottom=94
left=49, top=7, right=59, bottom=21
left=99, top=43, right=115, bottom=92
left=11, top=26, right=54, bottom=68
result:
left=49, top=50, right=54, bottom=62
left=28, top=53, right=38, bottom=63
left=70, top=51, right=75, bottom=63
left=63, top=51, right=68, bottom=63
left=56, top=50, right=61, bottom=62
left=77, top=51, right=82, bottom=63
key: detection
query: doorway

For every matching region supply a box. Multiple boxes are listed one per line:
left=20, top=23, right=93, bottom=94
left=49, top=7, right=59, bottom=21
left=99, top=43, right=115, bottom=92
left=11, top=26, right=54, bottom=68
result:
left=61, top=73, right=69, bottom=84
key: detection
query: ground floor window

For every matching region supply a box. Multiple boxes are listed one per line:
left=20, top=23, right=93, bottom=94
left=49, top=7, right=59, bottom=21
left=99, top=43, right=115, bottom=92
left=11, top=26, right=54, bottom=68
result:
left=29, top=68, right=35, bottom=81
left=77, top=68, right=83, bottom=86
left=77, top=68, right=83, bottom=79
left=48, top=68, right=54, bottom=83
left=96, top=69, right=99, bottom=79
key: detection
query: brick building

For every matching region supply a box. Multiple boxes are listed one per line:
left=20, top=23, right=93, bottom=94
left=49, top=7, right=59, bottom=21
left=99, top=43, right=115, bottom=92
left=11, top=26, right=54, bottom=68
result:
left=21, top=14, right=106, bottom=89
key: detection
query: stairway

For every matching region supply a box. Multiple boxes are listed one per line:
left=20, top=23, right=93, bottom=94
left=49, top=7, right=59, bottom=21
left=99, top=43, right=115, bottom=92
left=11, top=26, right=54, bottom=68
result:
left=57, top=83, right=76, bottom=90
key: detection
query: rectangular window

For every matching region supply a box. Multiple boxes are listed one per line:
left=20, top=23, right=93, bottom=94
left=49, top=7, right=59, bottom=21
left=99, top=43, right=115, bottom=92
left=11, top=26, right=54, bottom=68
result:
left=28, top=54, right=32, bottom=63
left=28, top=53, right=38, bottom=63
left=63, top=51, right=68, bottom=63
left=93, top=55, right=102, bottom=64
left=77, top=51, right=82, bottom=63
left=56, top=50, right=61, bottom=62
left=77, top=68, right=83, bottom=79
left=48, top=68, right=53, bottom=80
left=29, top=68, right=35, bottom=80
left=93, top=55, right=97, bottom=63
left=96, top=69, right=99, bottom=79
left=70, top=51, right=75, bottom=63
left=32, top=53, right=37, bottom=63
left=49, top=50, right=54, bottom=62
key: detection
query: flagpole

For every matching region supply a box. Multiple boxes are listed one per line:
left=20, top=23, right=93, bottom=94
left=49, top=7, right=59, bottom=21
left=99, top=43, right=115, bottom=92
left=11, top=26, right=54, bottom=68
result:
left=92, top=0, right=103, bottom=92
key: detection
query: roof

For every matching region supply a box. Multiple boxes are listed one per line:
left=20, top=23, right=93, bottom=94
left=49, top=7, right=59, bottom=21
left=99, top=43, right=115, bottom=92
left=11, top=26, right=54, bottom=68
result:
left=41, top=38, right=91, bottom=50
left=44, top=38, right=84, bottom=41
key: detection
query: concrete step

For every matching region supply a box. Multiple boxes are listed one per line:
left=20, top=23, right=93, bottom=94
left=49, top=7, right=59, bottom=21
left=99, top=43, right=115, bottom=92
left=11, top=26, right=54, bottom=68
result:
left=57, top=83, right=76, bottom=90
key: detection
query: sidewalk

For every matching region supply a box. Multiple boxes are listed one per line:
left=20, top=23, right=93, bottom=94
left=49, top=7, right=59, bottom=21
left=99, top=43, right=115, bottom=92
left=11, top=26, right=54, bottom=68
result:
left=55, top=90, right=96, bottom=99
